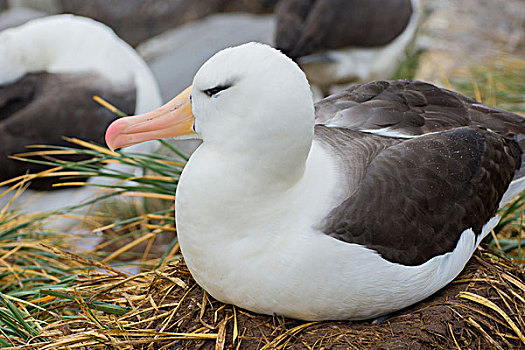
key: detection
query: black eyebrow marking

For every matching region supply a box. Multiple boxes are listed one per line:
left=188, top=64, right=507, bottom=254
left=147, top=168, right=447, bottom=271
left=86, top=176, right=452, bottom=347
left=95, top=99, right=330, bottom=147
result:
left=203, top=84, right=232, bottom=97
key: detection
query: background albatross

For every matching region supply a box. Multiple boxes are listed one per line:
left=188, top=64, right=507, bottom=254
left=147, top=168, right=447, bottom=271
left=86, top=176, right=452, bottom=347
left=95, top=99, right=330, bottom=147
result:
left=0, top=15, right=161, bottom=221
left=275, top=0, right=420, bottom=96
left=105, top=43, right=525, bottom=321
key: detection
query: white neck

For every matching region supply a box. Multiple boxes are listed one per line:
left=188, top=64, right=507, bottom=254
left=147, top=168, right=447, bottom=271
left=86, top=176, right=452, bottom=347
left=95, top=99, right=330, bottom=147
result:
left=179, top=138, right=311, bottom=208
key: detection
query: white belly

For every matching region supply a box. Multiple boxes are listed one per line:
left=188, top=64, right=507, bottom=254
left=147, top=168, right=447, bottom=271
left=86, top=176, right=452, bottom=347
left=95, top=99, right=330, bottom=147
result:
left=175, top=141, right=518, bottom=321
left=179, top=222, right=486, bottom=321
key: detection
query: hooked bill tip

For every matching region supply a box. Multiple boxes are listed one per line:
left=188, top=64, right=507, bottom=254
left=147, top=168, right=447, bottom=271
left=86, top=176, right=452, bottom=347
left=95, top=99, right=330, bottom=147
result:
left=105, top=119, right=128, bottom=151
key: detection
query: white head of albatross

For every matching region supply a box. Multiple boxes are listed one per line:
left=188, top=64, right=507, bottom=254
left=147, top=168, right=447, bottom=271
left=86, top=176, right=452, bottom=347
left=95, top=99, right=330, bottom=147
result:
left=105, top=42, right=525, bottom=321
left=108, top=42, right=315, bottom=191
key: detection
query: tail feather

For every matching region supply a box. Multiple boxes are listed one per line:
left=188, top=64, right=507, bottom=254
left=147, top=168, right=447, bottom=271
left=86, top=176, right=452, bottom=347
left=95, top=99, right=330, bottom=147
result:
left=500, top=176, right=525, bottom=209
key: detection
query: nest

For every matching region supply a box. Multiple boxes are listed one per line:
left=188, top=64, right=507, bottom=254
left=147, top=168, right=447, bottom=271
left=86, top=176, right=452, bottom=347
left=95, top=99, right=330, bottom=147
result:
left=11, top=247, right=522, bottom=350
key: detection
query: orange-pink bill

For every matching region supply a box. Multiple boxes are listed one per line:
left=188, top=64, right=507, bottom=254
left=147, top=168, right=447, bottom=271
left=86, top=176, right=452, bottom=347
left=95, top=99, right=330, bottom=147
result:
left=105, top=86, right=195, bottom=151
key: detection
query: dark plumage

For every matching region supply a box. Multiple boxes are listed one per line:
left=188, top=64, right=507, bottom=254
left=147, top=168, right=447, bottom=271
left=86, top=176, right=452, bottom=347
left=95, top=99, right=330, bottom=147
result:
left=315, top=80, right=525, bottom=139
left=275, top=0, right=413, bottom=60
left=315, top=80, right=525, bottom=265
left=0, top=72, right=136, bottom=190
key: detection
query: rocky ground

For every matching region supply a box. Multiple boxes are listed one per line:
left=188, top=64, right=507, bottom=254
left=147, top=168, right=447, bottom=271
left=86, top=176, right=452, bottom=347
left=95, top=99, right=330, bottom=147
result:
left=416, top=0, right=524, bottom=84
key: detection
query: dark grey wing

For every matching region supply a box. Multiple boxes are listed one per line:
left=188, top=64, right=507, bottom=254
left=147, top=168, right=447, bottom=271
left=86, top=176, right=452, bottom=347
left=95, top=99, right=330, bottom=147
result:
left=320, top=126, right=521, bottom=266
left=274, top=0, right=413, bottom=59
left=0, top=72, right=136, bottom=190
left=315, top=80, right=525, bottom=139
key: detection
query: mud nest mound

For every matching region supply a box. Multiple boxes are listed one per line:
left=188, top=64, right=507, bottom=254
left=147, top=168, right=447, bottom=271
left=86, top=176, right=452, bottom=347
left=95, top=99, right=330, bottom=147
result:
left=28, top=248, right=525, bottom=349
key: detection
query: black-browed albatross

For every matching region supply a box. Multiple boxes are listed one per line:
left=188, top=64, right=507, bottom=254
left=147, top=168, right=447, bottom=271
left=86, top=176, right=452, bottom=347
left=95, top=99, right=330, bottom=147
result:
left=0, top=15, right=161, bottom=218
left=275, top=0, right=420, bottom=96
left=105, top=43, right=525, bottom=321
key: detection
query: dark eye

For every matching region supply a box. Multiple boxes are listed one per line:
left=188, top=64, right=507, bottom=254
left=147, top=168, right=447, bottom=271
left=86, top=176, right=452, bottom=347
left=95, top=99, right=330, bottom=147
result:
left=203, top=84, right=231, bottom=97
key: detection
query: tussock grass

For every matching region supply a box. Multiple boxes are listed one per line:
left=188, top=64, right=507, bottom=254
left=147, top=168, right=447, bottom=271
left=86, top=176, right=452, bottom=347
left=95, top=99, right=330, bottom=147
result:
left=0, top=123, right=185, bottom=347
left=450, top=55, right=525, bottom=116
left=0, top=202, right=103, bottom=347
